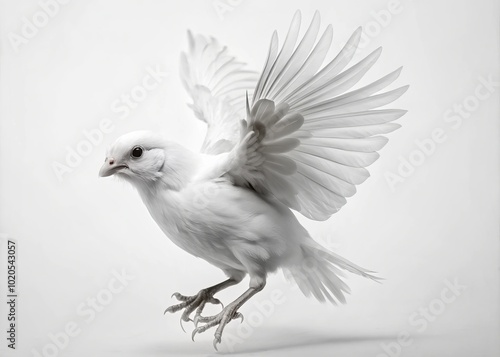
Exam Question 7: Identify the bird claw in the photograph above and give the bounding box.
[165,287,243,350]
[233,312,244,323]
[171,292,190,301]
[180,317,186,333]
[193,314,200,328]
[164,300,190,314]
[191,326,203,342]
[213,334,221,351]
[191,318,218,342]
[193,306,211,328]
[179,315,192,333]
[164,305,175,314]
[165,288,225,332]
[189,306,243,350]
[193,314,212,326]
[208,297,224,309]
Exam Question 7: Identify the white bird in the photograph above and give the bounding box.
[99,10,407,350]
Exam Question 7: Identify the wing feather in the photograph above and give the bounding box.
[257,11,302,101]
[266,11,322,98]
[180,31,258,154]
[222,11,407,220]
[302,109,407,129]
[288,151,369,185]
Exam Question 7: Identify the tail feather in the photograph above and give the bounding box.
[285,240,381,304]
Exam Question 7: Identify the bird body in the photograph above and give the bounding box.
[99,10,407,349]
[115,131,315,285]
[138,172,298,277]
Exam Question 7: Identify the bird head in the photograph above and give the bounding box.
[99,131,197,191]
[99,131,167,184]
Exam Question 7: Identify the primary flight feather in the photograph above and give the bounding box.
[100,10,407,350]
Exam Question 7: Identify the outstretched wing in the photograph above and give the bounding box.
[180,31,258,154]
[226,10,408,220]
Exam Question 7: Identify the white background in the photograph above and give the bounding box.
[0,0,498,356]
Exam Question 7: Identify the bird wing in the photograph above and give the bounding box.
[220,10,408,221]
[180,31,259,154]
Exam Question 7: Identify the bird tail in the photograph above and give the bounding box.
[284,240,381,304]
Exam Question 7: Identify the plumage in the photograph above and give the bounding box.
[100,10,407,350]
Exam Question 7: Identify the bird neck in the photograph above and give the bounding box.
[131,142,201,194]
[134,180,185,240]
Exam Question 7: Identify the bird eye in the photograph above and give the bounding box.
[131,146,143,158]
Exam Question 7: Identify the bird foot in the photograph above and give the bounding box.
[191,303,244,351]
[164,289,224,332]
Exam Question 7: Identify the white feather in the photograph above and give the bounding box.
[102,11,406,310]
[201,11,410,222]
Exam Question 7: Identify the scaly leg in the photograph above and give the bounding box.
[164,278,241,331]
[192,276,266,350]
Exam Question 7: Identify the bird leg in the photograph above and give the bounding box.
[192,279,266,351]
[164,278,239,331]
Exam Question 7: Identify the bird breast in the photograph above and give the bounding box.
[137,179,302,272]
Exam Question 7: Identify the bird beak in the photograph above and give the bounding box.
[99,157,128,177]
